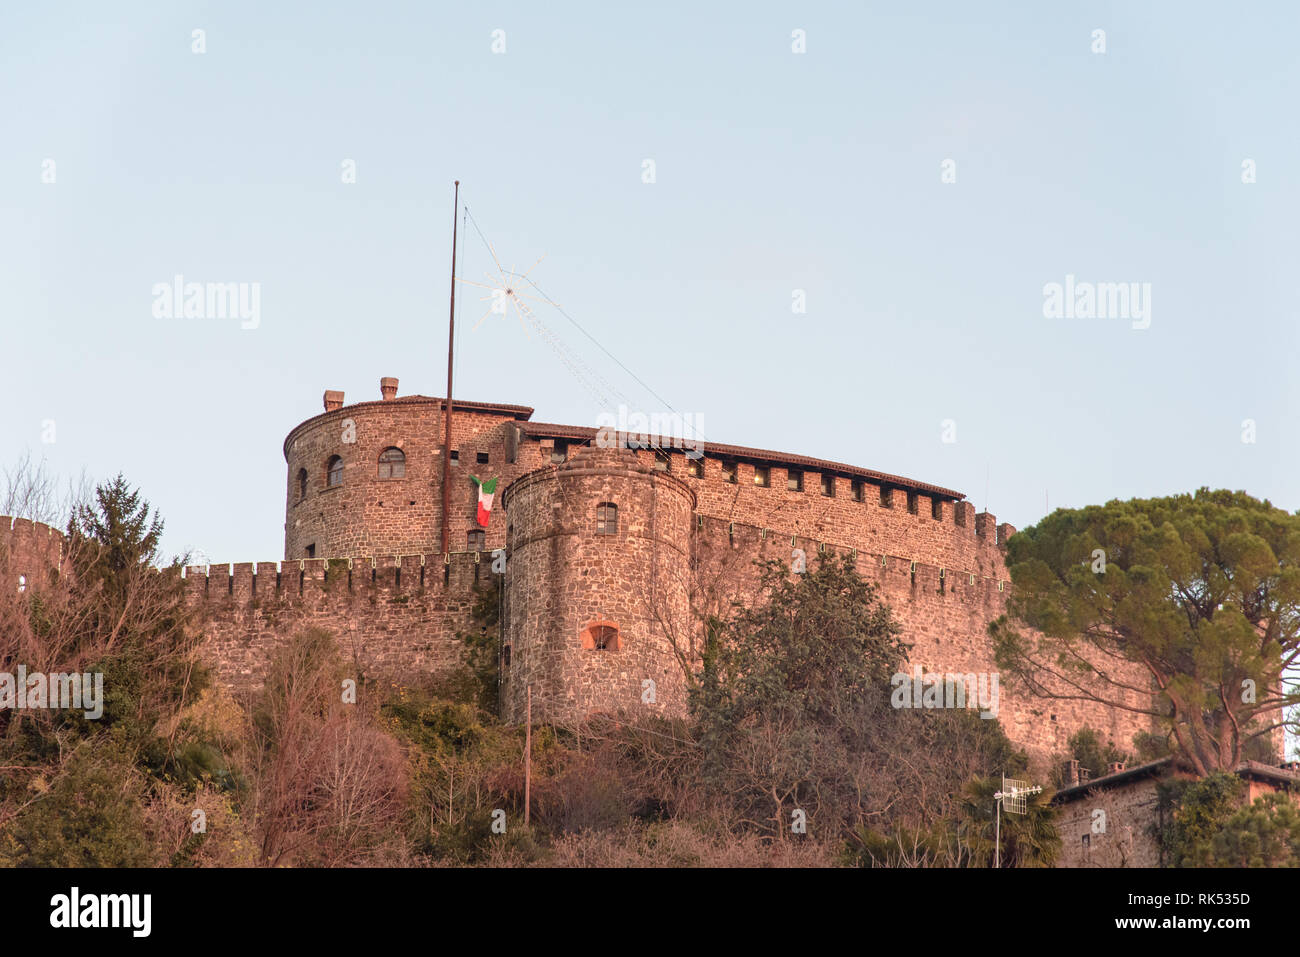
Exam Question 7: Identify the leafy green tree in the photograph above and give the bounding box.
[990,489,1300,775]
[694,554,907,735]
[1157,772,1244,866]
[692,554,910,838]
[63,474,205,760]
[1199,792,1300,867]
[5,744,151,867]
[68,473,165,599]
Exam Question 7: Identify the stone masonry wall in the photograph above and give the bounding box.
[500,445,694,724]
[183,552,494,692]
[689,514,1155,772]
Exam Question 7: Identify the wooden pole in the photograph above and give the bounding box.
[441,180,460,555]
[524,684,532,827]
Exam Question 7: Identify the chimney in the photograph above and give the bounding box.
[1063,759,1080,787]
[323,390,344,412]
[380,377,398,401]
[1107,761,1126,775]
[1079,767,1093,784]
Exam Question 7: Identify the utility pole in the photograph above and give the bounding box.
[441,180,460,555]
[524,684,532,826]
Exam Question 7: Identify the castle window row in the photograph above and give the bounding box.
[298,445,498,501]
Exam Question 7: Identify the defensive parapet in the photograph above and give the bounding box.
[183,549,499,691]
[0,516,67,590]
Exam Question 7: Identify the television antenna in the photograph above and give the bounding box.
[993,774,1042,868]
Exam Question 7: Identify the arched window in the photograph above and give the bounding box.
[595,502,617,536]
[580,620,620,651]
[378,447,406,479]
[297,468,308,501]
[327,455,344,487]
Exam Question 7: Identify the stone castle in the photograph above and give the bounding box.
[1,377,1155,766]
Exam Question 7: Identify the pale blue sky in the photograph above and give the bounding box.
[2,1,1296,562]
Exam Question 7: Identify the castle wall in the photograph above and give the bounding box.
[183,553,494,692]
[0,401,1161,765]
[688,514,1153,770]
[0,516,65,588]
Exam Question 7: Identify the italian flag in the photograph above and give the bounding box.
[471,476,498,527]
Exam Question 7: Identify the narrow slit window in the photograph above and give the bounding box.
[821,474,834,497]
[297,468,308,501]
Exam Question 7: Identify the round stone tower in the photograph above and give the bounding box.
[500,445,695,724]
[281,379,532,560]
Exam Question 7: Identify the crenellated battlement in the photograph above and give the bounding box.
[182,550,500,604]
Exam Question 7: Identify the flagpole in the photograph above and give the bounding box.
[441,180,459,556]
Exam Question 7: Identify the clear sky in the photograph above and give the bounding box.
[2,0,1296,562]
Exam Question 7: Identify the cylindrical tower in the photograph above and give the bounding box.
[280,379,532,560]
[500,445,695,724]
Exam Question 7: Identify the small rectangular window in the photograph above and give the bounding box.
[852,480,864,502]
[596,502,618,536]
[467,529,485,550]
[907,492,918,514]
[753,467,770,488]
[821,474,834,497]
[551,441,567,464]
[687,456,703,478]
[450,449,459,465]
[880,486,892,508]
[477,452,489,465]
[721,461,737,484]
[305,544,316,558]
[787,470,803,491]
[502,645,511,667]
[932,499,943,520]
